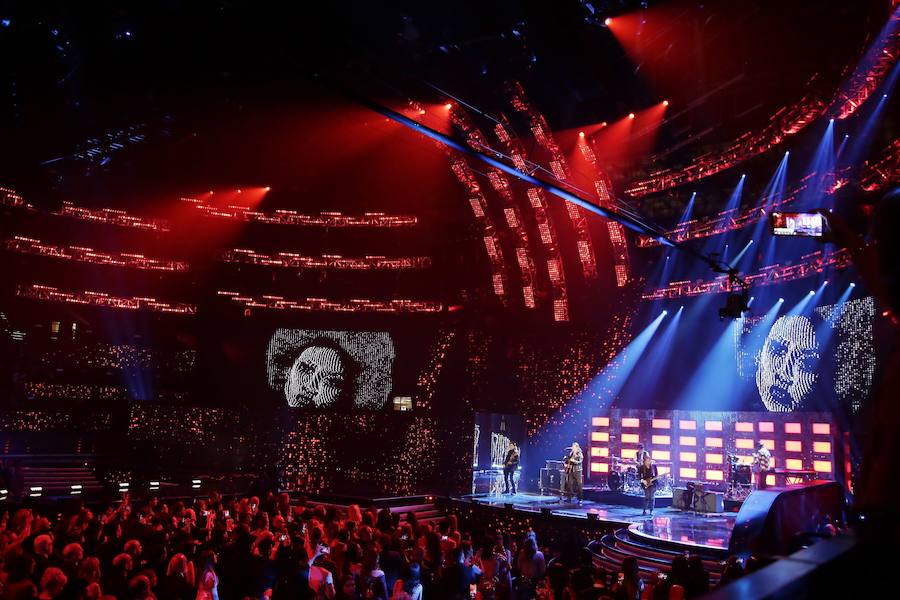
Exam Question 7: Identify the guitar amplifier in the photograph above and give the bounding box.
[540,468,565,493]
[545,460,566,471]
[672,487,725,513]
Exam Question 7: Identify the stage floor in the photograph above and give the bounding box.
[457,492,736,551]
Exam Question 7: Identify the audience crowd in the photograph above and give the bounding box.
[0,491,771,600]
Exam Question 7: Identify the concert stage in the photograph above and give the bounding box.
[454,491,734,549]
[454,480,842,581]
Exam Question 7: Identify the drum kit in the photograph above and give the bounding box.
[606,454,750,500]
[607,457,672,495]
[726,453,753,501]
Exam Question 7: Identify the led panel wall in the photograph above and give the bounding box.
[588,409,835,488]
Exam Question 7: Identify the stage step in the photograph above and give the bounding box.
[20,464,103,494]
[305,498,445,526]
[590,528,725,586]
[613,529,725,573]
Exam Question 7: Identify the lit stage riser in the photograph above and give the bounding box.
[588,409,836,488]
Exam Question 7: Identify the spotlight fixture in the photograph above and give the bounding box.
[445,103,452,110]
[662,100,669,107]
[578,131,585,137]
[604,17,612,26]
[719,292,750,320]
[716,272,749,320]
[628,112,635,119]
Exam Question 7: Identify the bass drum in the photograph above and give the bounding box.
[607,470,622,492]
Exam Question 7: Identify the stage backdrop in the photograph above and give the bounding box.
[588,409,838,488]
[472,412,526,494]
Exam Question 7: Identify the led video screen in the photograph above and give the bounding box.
[266,329,395,410]
[735,296,876,413]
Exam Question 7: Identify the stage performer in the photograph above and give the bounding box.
[634,443,651,466]
[638,454,659,516]
[753,440,772,490]
[563,442,583,503]
[503,443,519,495]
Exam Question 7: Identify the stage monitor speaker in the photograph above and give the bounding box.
[672,487,725,513]
[540,468,565,493]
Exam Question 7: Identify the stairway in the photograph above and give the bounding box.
[387,501,444,525]
[590,527,727,585]
[20,459,103,497]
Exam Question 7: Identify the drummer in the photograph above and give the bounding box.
[634,443,651,466]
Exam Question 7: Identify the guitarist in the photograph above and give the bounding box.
[563,442,584,503]
[503,443,520,495]
[638,454,659,516]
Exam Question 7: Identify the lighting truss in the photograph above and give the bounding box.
[641,248,851,300]
[217,291,442,313]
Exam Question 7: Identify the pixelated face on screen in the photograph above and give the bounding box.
[267,330,395,409]
[284,344,349,408]
[737,296,876,413]
[756,315,819,412]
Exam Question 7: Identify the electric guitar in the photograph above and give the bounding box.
[640,475,658,489]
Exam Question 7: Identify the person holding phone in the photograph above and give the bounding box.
[309,544,337,600]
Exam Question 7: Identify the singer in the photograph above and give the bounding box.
[563,442,584,503]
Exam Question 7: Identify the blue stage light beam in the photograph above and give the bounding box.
[658,193,699,288]
[528,311,668,462]
[798,120,835,209]
[679,192,697,225]
[679,296,786,411]
[845,61,900,167]
[728,240,754,270]
[676,319,743,410]
[747,153,790,270]
[619,306,684,406]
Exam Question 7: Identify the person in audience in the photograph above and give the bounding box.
[31,535,53,585]
[128,574,156,600]
[195,551,219,600]
[3,552,38,600]
[336,575,361,600]
[0,489,760,600]
[516,535,545,600]
[441,547,478,600]
[357,548,388,600]
[576,566,608,600]
[308,545,337,600]
[610,557,641,600]
[391,562,422,600]
[685,554,709,597]
[107,554,133,600]
[38,567,67,599]
[158,554,195,600]
[717,557,744,589]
